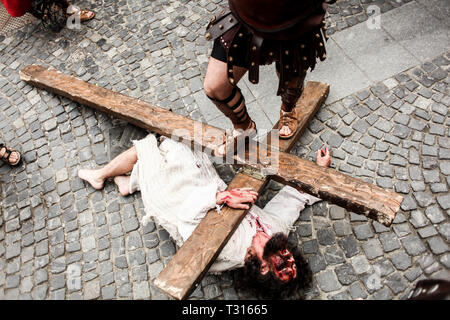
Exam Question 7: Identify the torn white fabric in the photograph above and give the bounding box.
[130,133,321,273]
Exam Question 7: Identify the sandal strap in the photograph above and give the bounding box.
[280,110,298,124]
[220,121,257,153]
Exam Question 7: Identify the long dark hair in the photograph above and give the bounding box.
[237,233,312,299]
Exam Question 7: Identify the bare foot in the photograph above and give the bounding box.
[114,175,131,196]
[78,169,105,190]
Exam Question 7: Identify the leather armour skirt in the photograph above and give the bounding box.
[207,10,329,96]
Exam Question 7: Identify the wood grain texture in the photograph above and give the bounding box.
[20,65,403,224]
[154,81,330,300]
[19,65,226,153]
[154,173,267,300]
[20,64,403,300]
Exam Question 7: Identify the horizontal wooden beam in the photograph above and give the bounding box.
[19,65,225,153]
[259,147,403,227]
[20,65,403,227]
[154,173,267,300]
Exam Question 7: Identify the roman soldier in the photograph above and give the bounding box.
[203,0,336,157]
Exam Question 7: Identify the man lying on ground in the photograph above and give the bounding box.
[78,134,331,298]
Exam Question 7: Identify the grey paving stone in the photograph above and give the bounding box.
[372,221,390,234]
[385,272,408,295]
[338,236,360,258]
[361,273,383,294]
[302,239,319,255]
[348,282,367,300]
[84,279,100,300]
[353,224,374,240]
[401,235,427,256]
[436,194,450,210]
[379,232,401,253]
[351,255,371,275]
[425,205,446,224]
[440,254,450,269]
[114,256,128,269]
[316,270,342,293]
[390,251,412,271]
[329,205,345,220]
[324,246,345,265]
[362,238,384,260]
[418,226,438,239]
[333,220,352,237]
[133,281,150,300]
[317,228,336,246]
[371,288,393,300]
[296,224,312,238]
[349,212,368,223]
[393,223,412,238]
[308,254,326,274]
[32,284,48,300]
[426,236,449,255]
[437,223,450,241]
[334,263,358,286]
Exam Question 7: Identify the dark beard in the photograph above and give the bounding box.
[263,232,288,260]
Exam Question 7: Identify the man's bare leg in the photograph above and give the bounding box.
[78,146,138,190]
[204,58,256,156]
[204,57,248,106]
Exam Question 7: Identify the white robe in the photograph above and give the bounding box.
[130,134,321,273]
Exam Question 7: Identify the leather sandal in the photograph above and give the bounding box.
[0,143,22,166]
[214,120,257,158]
[278,108,299,139]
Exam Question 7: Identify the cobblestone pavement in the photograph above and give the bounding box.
[0,0,448,300]
[324,0,413,35]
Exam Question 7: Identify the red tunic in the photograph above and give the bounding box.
[1,0,32,17]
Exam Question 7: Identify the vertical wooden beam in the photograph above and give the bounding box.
[19,65,404,299]
[154,81,330,300]
[154,173,267,300]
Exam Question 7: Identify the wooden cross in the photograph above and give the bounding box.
[20,65,404,300]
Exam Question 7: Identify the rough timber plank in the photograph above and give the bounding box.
[155,81,329,300]
[243,145,403,227]
[19,65,403,223]
[154,173,267,300]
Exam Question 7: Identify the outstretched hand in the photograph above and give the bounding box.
[216,187,258,210]
[316,147,331,167]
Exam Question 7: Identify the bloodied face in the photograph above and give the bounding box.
[267,249,297,282]
[263,233,297,282]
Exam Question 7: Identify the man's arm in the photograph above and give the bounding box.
[215,148,329,211]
